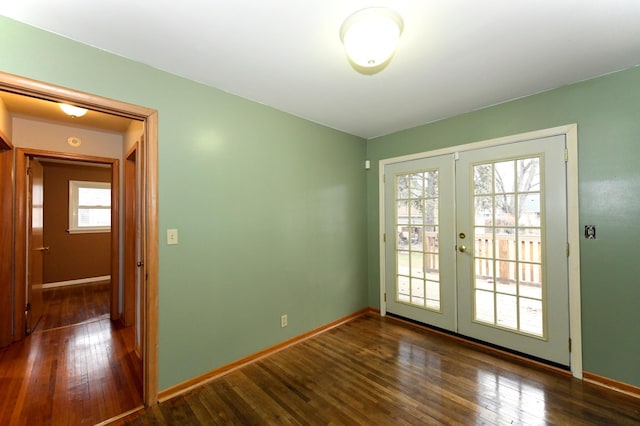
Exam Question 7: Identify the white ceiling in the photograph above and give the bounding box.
[2,1,640,139]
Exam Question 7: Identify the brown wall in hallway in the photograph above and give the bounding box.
[43,161,111,283]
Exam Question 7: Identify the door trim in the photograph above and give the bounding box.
[0,71,159,406]
[378,124,582,378]
[0,133,13,347]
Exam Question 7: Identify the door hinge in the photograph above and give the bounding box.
[568,338,572,352]
[383,233,386,243]
[564,148,569,162]
[383,174,386,184]
[26,167,32,175]
[566,243,570,257]
[25,302,31,312]
[384,293,387,302]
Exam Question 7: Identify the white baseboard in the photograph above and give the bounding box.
[42,275,111,289]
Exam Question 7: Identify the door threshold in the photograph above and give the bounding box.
[385,312,570,375]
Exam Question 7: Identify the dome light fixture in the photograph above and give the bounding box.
[340,7,404,75]
[59,103,88,118]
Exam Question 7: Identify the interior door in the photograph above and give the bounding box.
[124,146,137,328]
[384,135,570,366]
[384,154,456,331]
[26,157,45,334]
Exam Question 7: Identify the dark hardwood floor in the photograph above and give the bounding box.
[0,283,143,425]
[35,281,110,332]
[120,314,640,425]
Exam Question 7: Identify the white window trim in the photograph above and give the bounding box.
[68,180,111,234]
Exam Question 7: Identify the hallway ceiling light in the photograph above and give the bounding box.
[59,103,88,118]
[340,7,404,75]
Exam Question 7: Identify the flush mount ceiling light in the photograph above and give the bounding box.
[340,7,404,75]
[59,103,88,118]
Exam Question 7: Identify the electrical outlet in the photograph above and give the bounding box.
[280,314,288,328]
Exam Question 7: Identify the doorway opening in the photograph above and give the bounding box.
[0,71,159,412]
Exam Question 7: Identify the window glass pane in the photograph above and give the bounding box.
[409,173,424,199]
[423,227,438,254]
[475,290,494,323]
[397,251,410,276]
[520,298,543,336]
[475,258,493,291]
[424,171,438,197]
[424,254,439,282]
[409,201,423,225]
[78,187,111,207]
[495,261,517,295]
[474,227,493,258]
[517,158,540,193]
[495,230,516,260]
[519,265,542,299]
[425,280,440,310]
[423,199,438,225]
[496,294,518,329]
[78,208,111,227]
[411,278,425,305]
[397,275,410,302]
[518,193,540,227]
[396,175,409,199]
[495,195,516,226]
[518,229,541,262]
[474,164,492,194]
[494,161,515,193]
[474,196,493,226]
[411,252,424,278]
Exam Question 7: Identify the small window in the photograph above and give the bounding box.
[69,180,111,233]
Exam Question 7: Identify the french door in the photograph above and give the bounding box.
[384,135,570,366]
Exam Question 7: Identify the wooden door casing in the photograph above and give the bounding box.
[0,133,13,347]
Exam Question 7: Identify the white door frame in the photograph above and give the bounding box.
[378,124,582,378]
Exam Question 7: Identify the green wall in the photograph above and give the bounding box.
[366,66,640,387]
[0,17,368,389]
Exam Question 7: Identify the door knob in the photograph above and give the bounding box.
[137,261,144,267]
[458,245,467,253]
[35,246,50,252]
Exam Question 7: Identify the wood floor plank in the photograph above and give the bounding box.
[36,281,110,332]
[0,318,142,425]
[120,314,640,425]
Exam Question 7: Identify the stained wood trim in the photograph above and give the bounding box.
[1,70,159,407]
[111,160,120,321]
[143,111,159,406]
[0,71,153,120]
[0,128,12,149]
[583,371,640,399]
[158,308,370,403]
[0,147,13,346]
[13,151,28,341]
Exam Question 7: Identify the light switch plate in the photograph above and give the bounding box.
[167,228,179,245]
